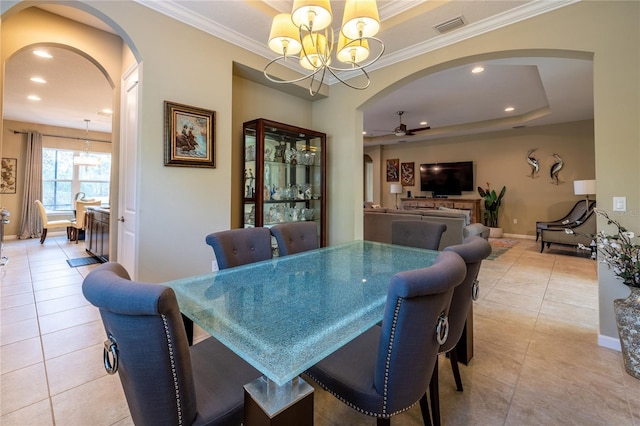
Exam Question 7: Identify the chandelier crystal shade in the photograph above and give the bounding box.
[264,0,384,96]
[73,119,100,167]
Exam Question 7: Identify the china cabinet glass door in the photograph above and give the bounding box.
[243,119,326,247]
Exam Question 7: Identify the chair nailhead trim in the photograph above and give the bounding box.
[162,315,183,426]
[305,297,417,420]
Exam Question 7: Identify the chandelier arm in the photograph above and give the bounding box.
[264,56,324,85]
[327,66,371,90]
[327,37,385,72]
[308,65,329,96]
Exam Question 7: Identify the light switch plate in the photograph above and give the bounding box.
[613,196,626,212]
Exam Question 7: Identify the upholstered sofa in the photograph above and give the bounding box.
[364,207,489,250]
[539,208,596,254]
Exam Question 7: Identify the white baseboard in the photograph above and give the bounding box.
[598,334,621,351]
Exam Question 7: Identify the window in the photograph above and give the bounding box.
[42,148,111,210]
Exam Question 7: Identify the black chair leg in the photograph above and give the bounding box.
[449,348,463,392]
[40,228,47,244]
[377,418,390,426]
[429,356,441,426]
[182,314,194,346]
[419,392,432,426]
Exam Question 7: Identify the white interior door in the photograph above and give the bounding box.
[117,64,140,279]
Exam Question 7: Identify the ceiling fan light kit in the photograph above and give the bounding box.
[264,0,385,96]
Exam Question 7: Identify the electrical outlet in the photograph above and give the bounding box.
[613,197,627,212]
[513,218,518,224]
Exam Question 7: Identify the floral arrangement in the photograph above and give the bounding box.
[569,209,640,287]
[477,183,506,228]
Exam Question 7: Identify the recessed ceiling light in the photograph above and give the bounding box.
[419,121,428,126]
[33,50,52,59]
[30,77,47,84]
[504,107,515,112]
[28,95,41,101]
[471,66,484,74]
[362,131,367,135]
[102,108,113,114]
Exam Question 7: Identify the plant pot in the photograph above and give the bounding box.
[489,227,503,238]
[614,287,640,379]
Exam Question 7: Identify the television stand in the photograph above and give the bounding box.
[433,195,448,199]
[400,197,481,224]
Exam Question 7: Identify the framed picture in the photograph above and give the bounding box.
[401,162,415,186]
[1,158,17,194]
[386,158,399,182]
[164,101,215,168]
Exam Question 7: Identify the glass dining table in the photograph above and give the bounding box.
[166,240,439,424]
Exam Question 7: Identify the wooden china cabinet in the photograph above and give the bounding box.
[242,119,326,247]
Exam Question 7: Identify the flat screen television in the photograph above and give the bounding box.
[419,161,474,196]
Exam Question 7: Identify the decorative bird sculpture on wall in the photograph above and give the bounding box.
[526,148,540,178]
[550,153,564,185]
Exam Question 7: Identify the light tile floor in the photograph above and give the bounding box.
[1,235,637,425]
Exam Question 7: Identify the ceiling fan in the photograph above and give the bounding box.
[392,111,430,136]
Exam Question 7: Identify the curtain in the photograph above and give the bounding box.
[19,132,43,239]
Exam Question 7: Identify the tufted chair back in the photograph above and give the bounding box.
[391,220,447,251]
[205,227,272,269]
[270,221,319,256]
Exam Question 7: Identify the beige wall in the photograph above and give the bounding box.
[366,120,595,236]
[231,76,313,229]
[2,1,639,341]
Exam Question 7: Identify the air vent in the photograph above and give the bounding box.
[434,16,466,34]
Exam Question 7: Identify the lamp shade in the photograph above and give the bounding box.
[299,33,330,70]
[268,14,302,56]
[390,184,403,194]
[291,0,333,31]
[341,0,380,39]
[337,33,370,63]
[573,179,596,195]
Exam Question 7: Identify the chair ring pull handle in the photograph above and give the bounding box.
[436,313,449,345]
[471,279,480,301]
[103,336,119,375]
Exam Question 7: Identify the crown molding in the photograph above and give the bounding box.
[136,0,579,86]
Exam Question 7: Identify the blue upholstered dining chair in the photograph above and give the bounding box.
[82,262,262,426]
[305,251,467,426]
[270,221,319,256]
[205,227,272,269]
[427,235,492,426]
[391,220,447,251]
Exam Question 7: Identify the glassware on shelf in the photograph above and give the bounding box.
[245,144,256,161]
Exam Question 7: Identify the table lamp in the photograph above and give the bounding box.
[390,184,403,209]
[573,179,596,210]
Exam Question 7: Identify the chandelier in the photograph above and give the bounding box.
[73,119,100,167]
[264,0,384,96]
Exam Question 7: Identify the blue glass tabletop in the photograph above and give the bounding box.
[166,240,439,386]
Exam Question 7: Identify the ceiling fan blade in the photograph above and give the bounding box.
[406,126,431,135]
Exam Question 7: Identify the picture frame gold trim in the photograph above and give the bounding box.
[164,101,215,168]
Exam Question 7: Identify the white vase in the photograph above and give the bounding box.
[489,227,503,238]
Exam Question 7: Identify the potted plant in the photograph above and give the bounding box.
[570,210,640,379]
[477,183,506,237]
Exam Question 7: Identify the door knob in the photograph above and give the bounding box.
[117,216,125,222]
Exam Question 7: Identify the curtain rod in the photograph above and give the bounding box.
[12,130,111,143]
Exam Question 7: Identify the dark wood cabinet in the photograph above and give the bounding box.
[242,119,326,247]
[86,207,109,261]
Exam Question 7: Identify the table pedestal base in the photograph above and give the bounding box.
[244,376,314,426]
